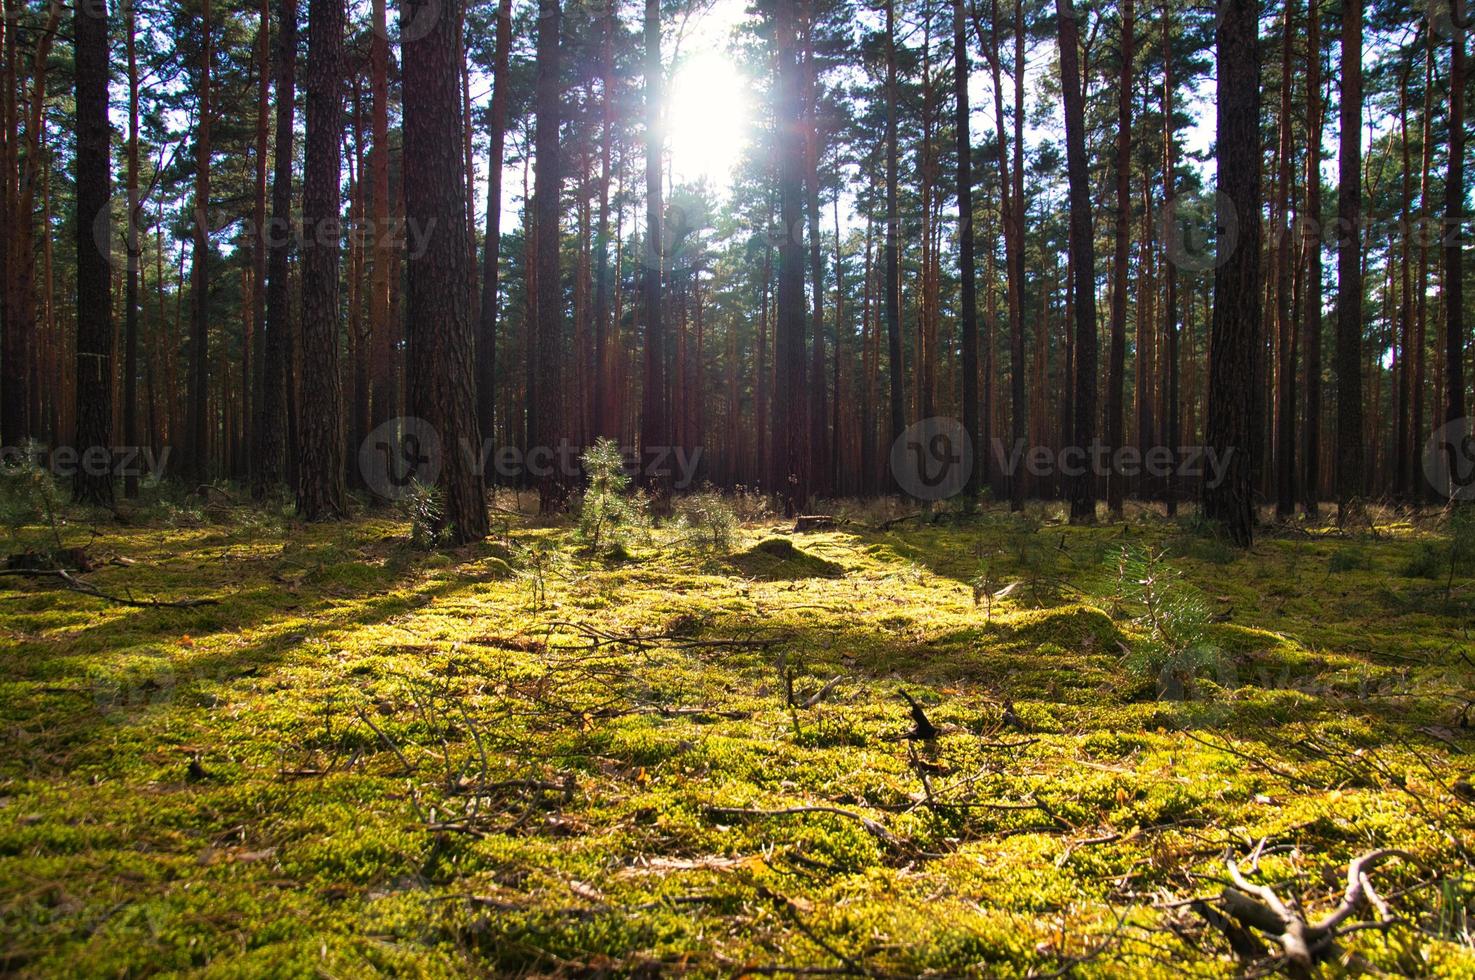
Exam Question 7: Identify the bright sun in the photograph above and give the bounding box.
[667,47,752,190]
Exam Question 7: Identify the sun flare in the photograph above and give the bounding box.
[667,47,753,189]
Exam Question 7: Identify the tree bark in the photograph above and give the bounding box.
[1057,0,1098,523]
[186,0,214,481]
[773,0,808,514]
[1302,0,1323,515]
[297,0,348,520]
[1202,0,1262,545]
[124,0,143,497]
[368,0,396,438]
[1106,0,1133,516]
[1442,0,1466,455]
[72,0,113,506]
[954,0,979,499]
[533,0,566,510]
[1335,0,1363,518]
[402,0,488,542]
[256,0,297,499]
[1274,0,1297,517]
[883,0,905,493]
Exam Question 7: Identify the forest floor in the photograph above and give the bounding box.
[2,487,1475,977]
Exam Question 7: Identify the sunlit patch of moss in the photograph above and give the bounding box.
[1,502,1473,974]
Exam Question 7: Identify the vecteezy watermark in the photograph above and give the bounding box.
[1422,417,1475,501]
[887,417,1235,500]
[891,418,973,501]
[0,444,169,481]
[360,418,444,501]
[91,195,437,272]
[358,418,704,501]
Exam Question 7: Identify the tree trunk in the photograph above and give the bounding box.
[186,0,213,481]
[533,0,566,510]
[1161,0,1179,515]
[256,0,297,498]
[640,0,667,497]
[402,0,488,542]
[1274,0,1297,517]
[773,0,807,514]
[591,0,615,439]
[1442,0,1466,454]
[954,0,979,500]
[124,0,143,498]
[1106,0,1133,516]
[297,0,347,520]
[369,0,395,438]
[1335,0,1363,518]
[1202,0,1262,545]
[883,0,905,492]
[72,0,113,506]
[1301,0,1323,516]
[1057,0,1097,523]
[804,7,827,501]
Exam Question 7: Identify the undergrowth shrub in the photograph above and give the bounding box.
[673,487,739,551]
[1112,545,1221,700]
[400,479,449,550]
[577,438,649,555]
[0,447,66,553]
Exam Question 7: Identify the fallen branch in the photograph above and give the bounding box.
[1199,848,1415,973]
[0,567,219,608]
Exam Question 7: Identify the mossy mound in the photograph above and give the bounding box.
[1001,603,1123,652]
[729,537,844,580]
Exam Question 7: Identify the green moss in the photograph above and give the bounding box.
[1,503,1472,975]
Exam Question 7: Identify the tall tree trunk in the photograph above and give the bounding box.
[1414,26,1433,502]
[1106,0,1133,516]
[1161,0,1179,515]
[1395,60,1414,500]
[124,0,143,497]
[256,0,297,498]
[247,0,270,492]
[832,195,846,492]
[804,7,827,501]
[1,2,58,449]
[0,0,16,449]
[369,0,395,437]
[974,0,1025,508]
[297,0,347,519]
[591,0,615,439]
[187,0,213,480]
[403,0,488,542]
[773,0,807,513]
[640,0,667,496]
[1203,0,1262,544]
[1274,0,1297,516]
[1301,0,1323,515]
[1057,0,1098,523]
[73,0,113,506]
[533,0,565,510]
[954,0,979,499]
[883,0,905,492]
[1442,0,1466,455]
[1335,0,1363,518]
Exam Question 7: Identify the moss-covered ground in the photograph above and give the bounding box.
[3,492,1474,977]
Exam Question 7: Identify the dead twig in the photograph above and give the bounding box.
[1199,848,1416,973]
[0,567,218,608]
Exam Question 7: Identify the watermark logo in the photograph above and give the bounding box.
[1423,417,1475,501]
[389,0,443,45]
[1156,189,1236,273]
[357,418,705,500]
[885,417,1235,501]
[360,417,443,501]
[891,417,973,501]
